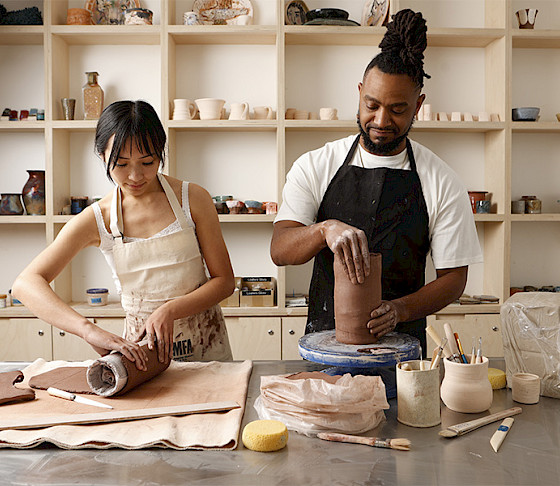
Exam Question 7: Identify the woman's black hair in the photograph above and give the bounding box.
[94,100,166,182]
[364,9,431,89]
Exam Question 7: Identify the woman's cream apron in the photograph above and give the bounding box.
[109,173,232,361]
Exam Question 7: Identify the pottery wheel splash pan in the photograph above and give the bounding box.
[298,330,420,399]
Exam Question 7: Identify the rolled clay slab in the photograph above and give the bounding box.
[334,252,382,345]
[29,342,170,397]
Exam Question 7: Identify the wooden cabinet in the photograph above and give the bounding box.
[281,317,306,360]
[0,318,53,361]
[3,0,560,353]
[225,317,282,360]
[426,314,504,358]
[52,317,125,361]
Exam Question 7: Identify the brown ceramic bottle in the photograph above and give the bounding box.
[82,71,104,120]
[334,252,382,344]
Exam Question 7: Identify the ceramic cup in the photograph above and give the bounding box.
[196,98,225,120]
[293,110,309,120]
[512,372,540,404]
[253,106,274,120]
[423,104,432,121]
[184,11,202,25]
[229,102,249,120]
[319,107,338,120]
[61,98,76,120]
[451,111,462,122]
[478,111,490,122]
[173,99,197,120]
[397,360,441,428]
[66,8,92,25]
[468,191,488,214]
[285,108,296,119]
[511,200,525,214]
[476,200,491,214]
[516,9,538,29]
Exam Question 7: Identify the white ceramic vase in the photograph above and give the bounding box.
[440,355,493,413]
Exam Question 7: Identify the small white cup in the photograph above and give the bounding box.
[285,108,296,119]
[196,98,226,120]
[423,104,432,121]
[319,107,338,120]
[512,372,540,404]
[253,105,273,120]
[463,112,473,122]
[229,102,249,120]
[293,109,309,120]
[173,99,197,120]
[184,11,202,25]
[478,111,490,122]
[451,111,462,122]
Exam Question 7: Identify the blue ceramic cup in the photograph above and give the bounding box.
[476,200,491,213]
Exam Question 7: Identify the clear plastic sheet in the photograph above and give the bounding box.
[253,372,389,437]
[501,292,560,399]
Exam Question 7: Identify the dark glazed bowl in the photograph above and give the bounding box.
[306,8,349,21]
[512,107,540,121]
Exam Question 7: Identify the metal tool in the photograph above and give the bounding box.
[47,387,113,409]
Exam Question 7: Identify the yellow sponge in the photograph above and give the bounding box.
[242,420,288,452]
[488,368,507,389]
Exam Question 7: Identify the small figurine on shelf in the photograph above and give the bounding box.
[83,71,104,120]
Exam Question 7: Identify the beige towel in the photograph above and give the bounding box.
[0,358,252,450]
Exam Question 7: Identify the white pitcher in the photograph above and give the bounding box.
[253,106,274,120]
[229,102,249,120]
[173,99,197,120]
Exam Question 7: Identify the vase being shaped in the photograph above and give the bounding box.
[334,252,382,344]
[22,170,45,215]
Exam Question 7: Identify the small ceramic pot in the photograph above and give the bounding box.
[66,8,93,25]
[467,191,488,214]
[71,196,89,214]
[124,8,153,25]
[511,200,525,214]
[512,373,540,404]
[476,200,491,214]
[22,170,45,215]
[440,355,493,413]
[87,288,108,306]
[516,9,538,29]
[0,193,24,215]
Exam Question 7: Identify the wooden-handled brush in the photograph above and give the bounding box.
[317,432,411,451]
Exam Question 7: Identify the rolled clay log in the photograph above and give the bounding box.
[334,252,382,345]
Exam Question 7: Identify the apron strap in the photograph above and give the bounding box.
[109,173,191,240]
[157,173,190,231]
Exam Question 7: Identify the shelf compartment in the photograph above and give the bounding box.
[512,121,560,133]
[168,120,277,131]
[219,214,275,223]
[0,26,43,45]
[284,26,504,47]
[50,25,161,45]
[284,120,505,133]
[474,214,505,222]
[51,120,97,131]
[0,122,45,132]
[512,30,560,49]
[511,214,560,222]
[168,25,276,45]
[0,216,46,224]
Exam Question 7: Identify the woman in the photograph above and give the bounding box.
[13,100,234,370]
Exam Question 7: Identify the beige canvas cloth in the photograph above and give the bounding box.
[0,358,252,450]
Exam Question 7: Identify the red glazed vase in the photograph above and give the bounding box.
[22,170,45,215]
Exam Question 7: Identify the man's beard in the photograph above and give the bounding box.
[357,115,414,155]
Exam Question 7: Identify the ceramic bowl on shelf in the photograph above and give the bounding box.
[306,8,349,21]
[512,107,540,121]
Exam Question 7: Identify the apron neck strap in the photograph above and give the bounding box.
[109,173,190,239]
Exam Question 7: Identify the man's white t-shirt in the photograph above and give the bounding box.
[275,135,483,269]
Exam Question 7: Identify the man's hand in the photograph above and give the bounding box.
[322,220,370,284]
[367,301,406,338]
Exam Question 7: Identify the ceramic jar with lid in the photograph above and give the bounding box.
[440,355,493,413]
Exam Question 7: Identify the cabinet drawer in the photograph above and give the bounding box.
[0,318,53,361]
[225,317,281,360]
[427,314,503,358]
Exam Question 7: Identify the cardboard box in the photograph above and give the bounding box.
[240,277,276,307]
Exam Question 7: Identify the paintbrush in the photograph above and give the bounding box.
[317,432,410,451]
[439,407,522,438]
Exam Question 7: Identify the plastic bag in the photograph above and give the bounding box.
[253,371,389,437]
[501,292,560,399]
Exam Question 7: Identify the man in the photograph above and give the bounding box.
[270,9,482,353]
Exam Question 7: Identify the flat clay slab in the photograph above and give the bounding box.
[0,371,36,405]
[29,367,91,394]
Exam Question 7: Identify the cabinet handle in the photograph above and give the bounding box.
[289,329,295,335]
[38,330,44,336]
[492,326,499,332]
[59,331,66,337]
[268,329,274,335]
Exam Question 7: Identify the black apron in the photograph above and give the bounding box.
[307,135,430,354]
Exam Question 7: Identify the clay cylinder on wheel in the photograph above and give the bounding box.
[334,252,382,344]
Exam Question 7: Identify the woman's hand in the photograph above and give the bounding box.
[81,322,148,371]
[366,301,406,339]
[144,303,175,364]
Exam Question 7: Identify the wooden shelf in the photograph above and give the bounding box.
[512,121,560,133]
[511,213,560,222]
[50,25,161,45]
[168,25,276,45]
[0,26,43,45]
[51,120,97,131]
[0,122,45,132]
[219,214,276,223]
[0,216,46,224]
[512,30,560,48]
[168,120,277,131]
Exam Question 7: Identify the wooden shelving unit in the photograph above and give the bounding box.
[2,0,559,360]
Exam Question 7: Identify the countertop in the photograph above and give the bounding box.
[0,360,559,486]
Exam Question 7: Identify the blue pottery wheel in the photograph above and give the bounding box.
[298,330,420,399]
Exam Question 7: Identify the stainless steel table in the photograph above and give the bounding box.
[1,360,559,486]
